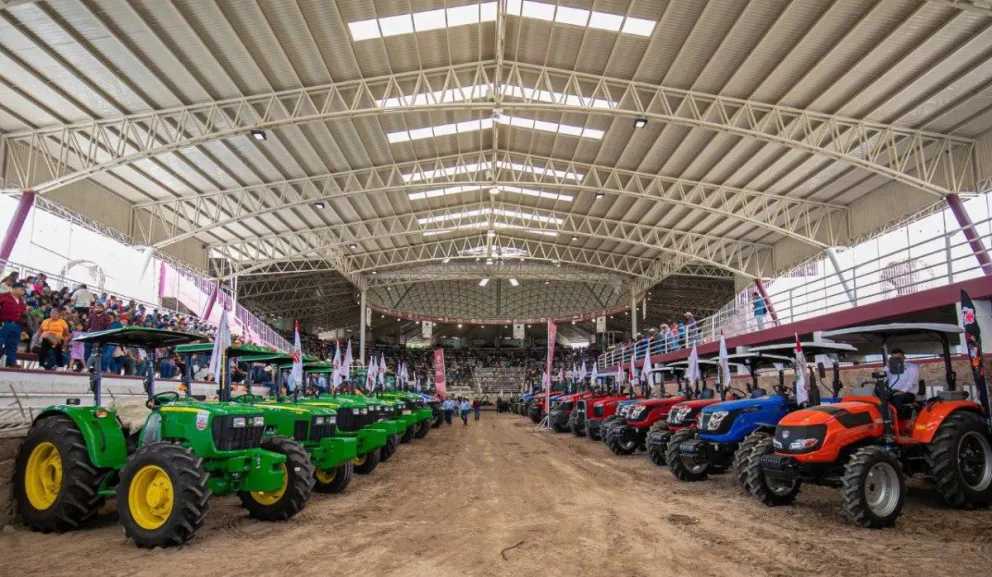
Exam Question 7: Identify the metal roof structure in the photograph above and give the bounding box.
[2,0,992,332]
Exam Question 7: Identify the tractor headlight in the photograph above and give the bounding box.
[328,416,336,425]
[789,438,819,451]
[630,406,647,420]
[252,416,264,427]
[232,417,247,428]
[706,411,729,431]
[361,408,368,415]
[315,417,325,425]
[672,407,692,424]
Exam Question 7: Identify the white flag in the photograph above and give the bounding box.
[343,340,353,384]
[685,343,700,384]
[367,356,378,392]
[718,333,732,390]
[794,335,809,405]
[290,321,303,392]
[591,361,599,384]
[629,347,638,386]
[208,309,232,385]
[378,352,386,387]
[331,342,343,387]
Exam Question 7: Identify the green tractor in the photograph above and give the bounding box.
[174,344,359,494]
[379,391,434,443]
[14,328,313,548]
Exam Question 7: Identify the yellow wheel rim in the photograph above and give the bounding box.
[128,465,174,530]
[315,468,337,484]
[24,442,62,511]
[352,454,367,466]
[250,464,288,505]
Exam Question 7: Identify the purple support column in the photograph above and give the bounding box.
[946,193,992,276]
[755,278,779,324]
[202,281,219,320]
[0,190,35,263]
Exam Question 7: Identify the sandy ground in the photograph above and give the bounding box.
[2,413,991,577]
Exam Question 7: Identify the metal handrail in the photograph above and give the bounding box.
[598,213,992,368]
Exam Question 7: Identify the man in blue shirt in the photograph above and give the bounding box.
[316,373,328,394]
[442,398,455,425]
[459,398,471,425]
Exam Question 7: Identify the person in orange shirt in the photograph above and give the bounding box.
[39,308,69,371]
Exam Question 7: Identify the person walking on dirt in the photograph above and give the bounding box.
[472,397,482,421]
[459,398,471,425]
[442,397,455,425]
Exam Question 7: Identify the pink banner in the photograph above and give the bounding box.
[434,348,446,398]
[546,321,557,411]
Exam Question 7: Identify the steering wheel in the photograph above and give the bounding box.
[727,387,749,400]
[148,391,179,408]
[234,393,266,404]
[773,384,790,396]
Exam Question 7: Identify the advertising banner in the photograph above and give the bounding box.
[434,348,446,398]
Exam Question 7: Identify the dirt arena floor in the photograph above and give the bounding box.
[2,412,991,577]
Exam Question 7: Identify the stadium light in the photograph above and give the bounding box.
[509,278,519,287]
[479,278,490,287]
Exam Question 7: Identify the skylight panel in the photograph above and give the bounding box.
[408,127,434,140]
[533,120,559,133]
[555,6,590,27]
[348,19,381,41]
[433,123,457,137]
[379,14,414,37]
[456,119,482,133]
[413,8,447,32]
[506,0,523,16]
[447,4,481,26]
[621,16,656,37]
[588,12,624,32]
[522,1,555,21]
[582,128,605,139]
[555,124,583,137]
[387,131,411,144]
[408,184,572,202]
[402,160,583,183]
[480,2,498,22]
[409,185,486,200]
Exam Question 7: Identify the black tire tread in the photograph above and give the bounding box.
[400,425,416,444]
[380,434,400,462]
[924,410,991,508]
[15,415,107,533]
[237,435,314,521]
[118,442,211,548]
[353,446,380,475]
[414,420,430,439]
[314,461,353,494]
[604,429,636,456]
[840,446,905,529]
[646,421,671,467]
[732,432,770,491]
[745,438,801,506]
[666,429,708,482]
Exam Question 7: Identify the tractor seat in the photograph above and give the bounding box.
[699,389,715,399]
[851,387,876,397]
[750,388,767,399]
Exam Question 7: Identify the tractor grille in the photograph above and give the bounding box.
[293,420,309,442]
[336,407,371,431]
[212,414,264,451]
[592,405,604,417]
[309,416,335,441]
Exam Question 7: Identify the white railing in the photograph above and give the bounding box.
[598,214,992,368]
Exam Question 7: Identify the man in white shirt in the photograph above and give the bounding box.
[73,284,95,314]
[884,349,921,418]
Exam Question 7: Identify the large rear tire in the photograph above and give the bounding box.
[926,411,992,508]
[841,446,905,529]
[569,418,585,437]
[380,434,400,462]
[731,431,770,491]
[414,420,430,439]
[400,425,416,444]
[646,422,671,467]
[117,442,211,548]
[604,429,637,456]
[585,421,601,441]
[314,462,353,494]
[238,435,314,521]
[666,430,708,482]
[15,415,106,534]
[745,438,801,506]
[353,448,381,475]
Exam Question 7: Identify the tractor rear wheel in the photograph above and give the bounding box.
[414,420,430,439]
[314,462,353,494]
[15,415,107,534]
[666,430,708,482]
[926,411,992,508]
[746,438,801,506]
[841,446,905,528]
[117,442,210,548]
[238,435,314,521]
[732,432,770,491]
[431,411,443,428]
[569,418,585,437]
[585,421,601,441]
[400,425,416,444]
[605,429,637,456]
[352,448,380,475]
[380,434,400,462]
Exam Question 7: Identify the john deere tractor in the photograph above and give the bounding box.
[14,328,313,548]
[379,390,434,442]
[174,345,359,494]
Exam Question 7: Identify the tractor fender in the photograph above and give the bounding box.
[911,402,986,444]
[751,422,778,434]
[34,406,128,469]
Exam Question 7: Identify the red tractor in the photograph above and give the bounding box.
[548,391,597,432]
[585,393,642,441]
[746,319,992,528]
[604,394,687,456]
[645,360,729,466]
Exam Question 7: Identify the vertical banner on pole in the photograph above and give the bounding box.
[596,316,606,333]
[642,297,647,320]
[434,348,447,398]
[513,323,525,340]
[366,307,372,325]
[422,321,433,338]
[545,321,557,425]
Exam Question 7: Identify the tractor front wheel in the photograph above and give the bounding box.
[926,411,992,508]
[314,462,353,494]
[646,423,671,467]
[353,448,380,474]
[569,418,585,437]
[414,420,430,439]
[585,421,601,441]
[746,438,801,506]
[117,442,210,548]
[400,425,416,444]
[15,415,107,534]
[666,430,708,482]
[731,432,770,491]
[605,430,637,456]
[841,446,905,528]
[238,435,314,521]
[380,434,400,462]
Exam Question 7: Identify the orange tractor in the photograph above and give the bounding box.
[746,317,992,528]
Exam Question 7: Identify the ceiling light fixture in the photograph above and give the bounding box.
[479,278,490,287]
[633,117,648,129]
[595,193,604,199]
[250,128,267,141]
[313,201,326,209]
[349,243,357,249]
[442,257,451,264]
[509,278,519,287]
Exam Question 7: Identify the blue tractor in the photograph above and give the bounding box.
[667,342,857,485]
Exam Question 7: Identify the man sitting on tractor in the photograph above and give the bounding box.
[885,348,920,418]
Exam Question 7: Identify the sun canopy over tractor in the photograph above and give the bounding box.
[820,323,964,358]
[73,327,206,348]
[173,342,281,357]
